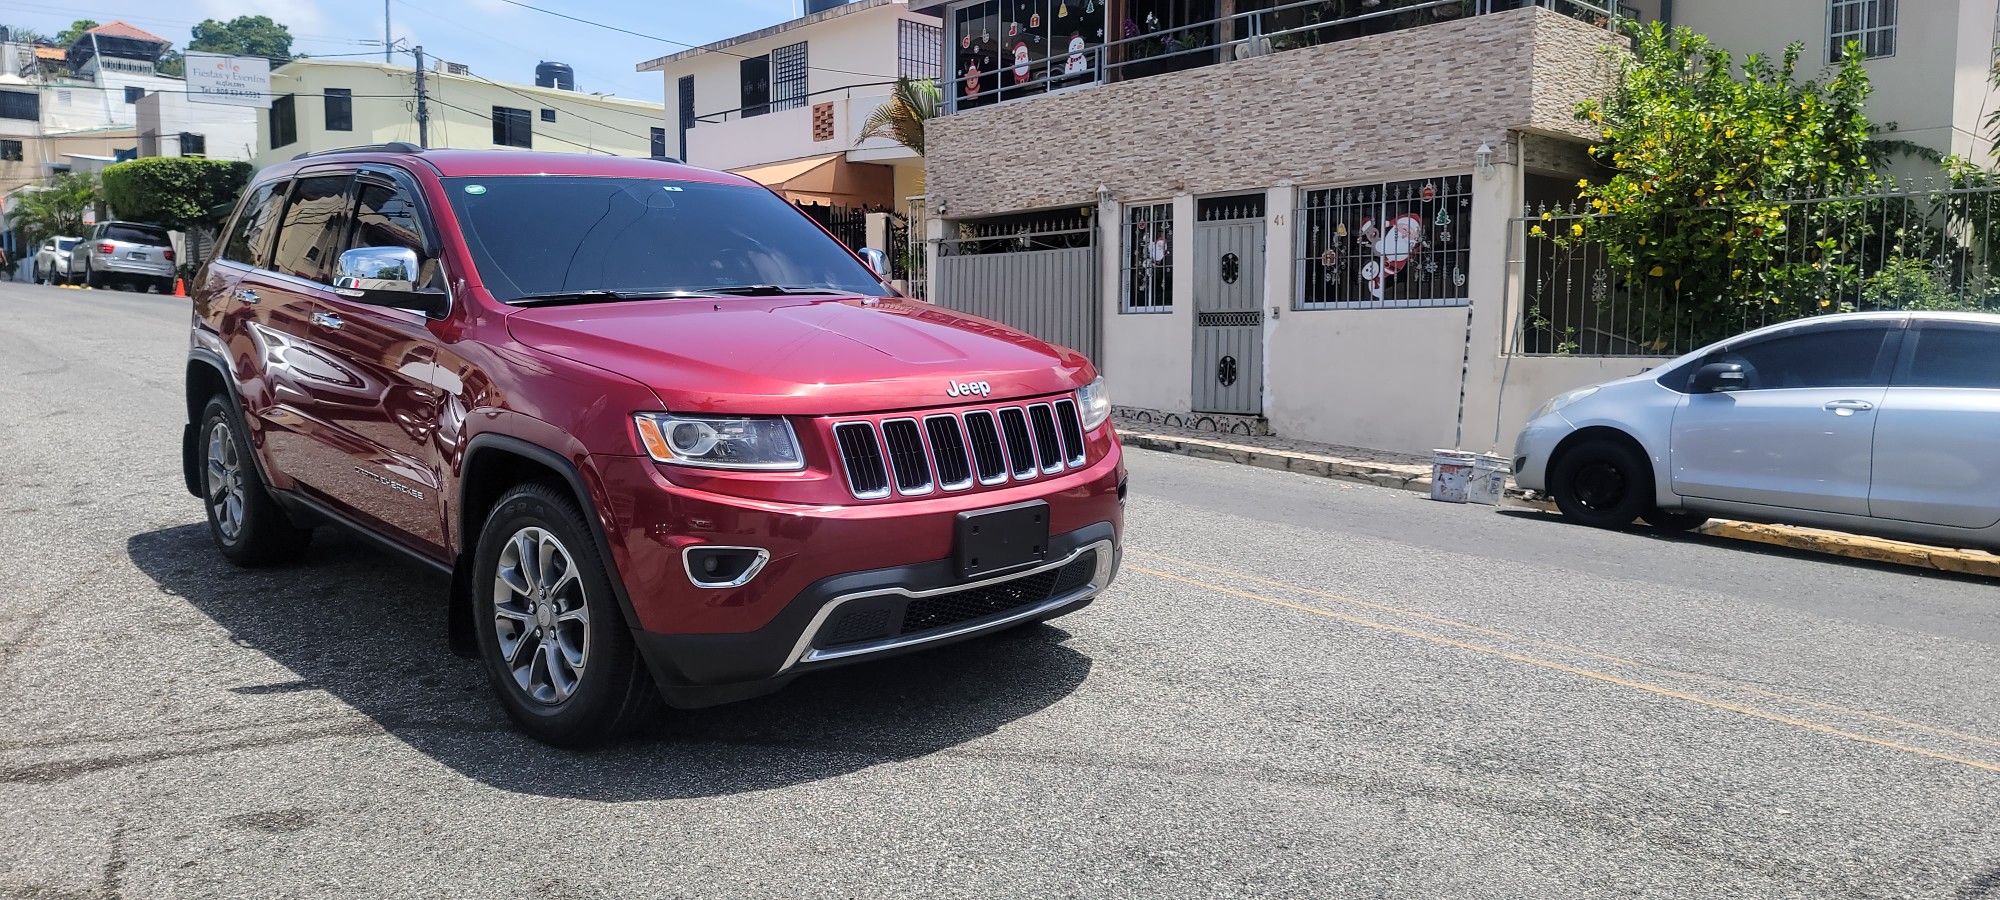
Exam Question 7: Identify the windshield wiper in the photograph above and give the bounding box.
[700,285,849,296]
[509,289,721,307]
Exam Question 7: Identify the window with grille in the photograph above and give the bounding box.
[771,42,808,113]
[492,105,532,148]
[899,19,942,80]
[1829,0,1896,59]
[650,127,666,158]
[1122,202,1173,313]
[1295,174,1472,310]
[0,90,37,121]
[124,85,144,104]
[178,132,205,157]
[269,94,297,149]
[324,88,352,131]
[0,139,21,162]
[540,108,556,123]
[676,75,694,158]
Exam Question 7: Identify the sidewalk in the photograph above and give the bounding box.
[1117,418,2000,579]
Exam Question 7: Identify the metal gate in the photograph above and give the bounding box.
[934,213,1099,363]
[1192,197,1265,414]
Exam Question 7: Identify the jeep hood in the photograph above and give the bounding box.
[505,295,1093,416]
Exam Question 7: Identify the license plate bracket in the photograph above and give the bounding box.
[955,500,1049,579]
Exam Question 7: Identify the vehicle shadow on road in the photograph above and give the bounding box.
[126,523,1093,802]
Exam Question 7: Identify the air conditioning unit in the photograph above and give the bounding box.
[435,60,469,76]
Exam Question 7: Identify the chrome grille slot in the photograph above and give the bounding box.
[962,411,1008,484]
[1054,399,1087,466]
[924,415,974,490]
[997,407,1037,478]
[1028,404,1064,473]
[879,419,934,495]
[834,423,890,499]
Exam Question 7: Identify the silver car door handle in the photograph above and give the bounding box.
[310,311,345,330]
[1824,399,1874,412]
[233,288,259,304]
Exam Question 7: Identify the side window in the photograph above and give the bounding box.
[1899,325,2000,389]
[269,174,354,283]
[348,179,441,289]
[1712,326,1892,390]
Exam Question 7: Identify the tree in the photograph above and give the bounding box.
[1561,22,1879,347]
[855,78,940,156]
[54,19,98,46]
[13,173,99,249]
[100,158,252,273]
[2,25,44,44]
[189,16,294,63]
[156,49,183,77]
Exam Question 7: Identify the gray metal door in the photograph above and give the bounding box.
[934,219,1100,363]
[1192,218,1265,414]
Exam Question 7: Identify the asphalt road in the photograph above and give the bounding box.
[3,281,1999,899]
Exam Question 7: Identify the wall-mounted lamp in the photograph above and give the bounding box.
[1474,143,1495,180]
[1097,185,1114,205]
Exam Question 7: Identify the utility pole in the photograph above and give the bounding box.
[383,0,392,64]
[413,45,430,148]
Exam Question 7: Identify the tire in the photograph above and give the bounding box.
[472,482,659,748]
[1642,509,1709,533]
[157,277,177,295]
[82,260,101,289]
[197,396,313,566]
[1549,437,1651,530]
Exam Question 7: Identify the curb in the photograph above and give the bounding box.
[1123,429,2000,579]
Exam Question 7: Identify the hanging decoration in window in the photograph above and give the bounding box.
[1296,174,1474,309]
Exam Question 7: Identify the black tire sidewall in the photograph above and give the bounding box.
[471,486,637,745]
[198,399,258,556]
[1552,439,1650,529]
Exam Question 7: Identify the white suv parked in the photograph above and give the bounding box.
[68,221,176,292]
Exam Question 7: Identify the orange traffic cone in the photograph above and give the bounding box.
[173,278,187,297]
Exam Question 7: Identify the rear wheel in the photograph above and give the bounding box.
[473,483,658,748]
[198,396,313,566]
[1549,438,1650,529]
[82,260,101,289]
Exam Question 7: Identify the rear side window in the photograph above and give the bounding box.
[223,182,285,266]
[270,174,354,283]
[1899,325,2000,389]
[1711,325,1893,390]
[103,224,169,245]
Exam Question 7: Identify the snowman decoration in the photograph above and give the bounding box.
[1063,33,1089,77]
[1358,214,1425,300]
[1012,42,1031,85]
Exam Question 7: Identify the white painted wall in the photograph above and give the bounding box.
[134,91,258,161]
[1098,192,1195,412]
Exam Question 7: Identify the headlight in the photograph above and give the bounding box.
[1075,376,1111,430]
[633,413,804,470]
[1531,385,1600,421]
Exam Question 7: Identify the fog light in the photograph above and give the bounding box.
[682,546,770,588]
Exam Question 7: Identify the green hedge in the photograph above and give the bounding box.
[100,157,253,233]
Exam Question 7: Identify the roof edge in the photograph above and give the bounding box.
[637,0,904,72]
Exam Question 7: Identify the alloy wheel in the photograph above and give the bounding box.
[491,527,590,705]
[204,420,246,542]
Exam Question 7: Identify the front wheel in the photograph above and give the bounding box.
[473,483,658,748]
[198,396,313,566]
[1549,438,1651,529]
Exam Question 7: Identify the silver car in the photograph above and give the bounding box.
[1515,311,2000,550]
[32,236,79,285]
[68,221,176,292]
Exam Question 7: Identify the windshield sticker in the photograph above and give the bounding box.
[463,184,487,195]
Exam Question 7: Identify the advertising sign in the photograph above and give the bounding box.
[186,52,271,108]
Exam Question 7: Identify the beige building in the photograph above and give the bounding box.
[913,0,1999,455]
[251,59,666,170]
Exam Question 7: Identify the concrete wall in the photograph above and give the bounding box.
[250,61,664,170]
[135,91,258,161]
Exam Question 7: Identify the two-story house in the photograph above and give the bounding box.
[636,0,943,213]
[912,0,1999,456]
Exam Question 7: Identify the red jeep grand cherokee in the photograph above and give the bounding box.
[182,146,1124,746]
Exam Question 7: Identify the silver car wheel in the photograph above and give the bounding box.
[492,526,590,705]
[204,420,246,542]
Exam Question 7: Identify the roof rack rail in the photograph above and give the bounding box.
[290,142,424,161]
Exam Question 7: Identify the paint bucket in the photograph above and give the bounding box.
[1430,450,1477,503]
[1468,454,1510,506]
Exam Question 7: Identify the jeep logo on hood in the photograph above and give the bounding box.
[946,380,992,398]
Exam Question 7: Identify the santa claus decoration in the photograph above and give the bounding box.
[1012,42,1031,84]
[964,60,982,99]
[1358,214,1425,300]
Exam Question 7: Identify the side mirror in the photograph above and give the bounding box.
[334,246,448,317]
[856,247,891,278]
[1690,362,1748,393]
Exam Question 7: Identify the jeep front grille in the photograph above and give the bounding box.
[830,398,1090,501]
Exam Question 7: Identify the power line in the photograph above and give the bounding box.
[487,0,900,81]
[422,94,618,156]
[457,66,657,149]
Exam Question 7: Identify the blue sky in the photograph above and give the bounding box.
[0,0,809,103]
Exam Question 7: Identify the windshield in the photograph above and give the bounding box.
[442,176,888,304]
[55,238,76,251]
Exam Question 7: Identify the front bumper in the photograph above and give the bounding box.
[1511,415,1573,493]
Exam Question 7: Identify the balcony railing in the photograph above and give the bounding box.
[944,0,1629,115]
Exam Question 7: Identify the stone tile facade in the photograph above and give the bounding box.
[926,7,1623,219]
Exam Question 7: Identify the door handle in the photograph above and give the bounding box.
[310,311,345,331]
[1824,399,1874,413]
[233,288,259,304]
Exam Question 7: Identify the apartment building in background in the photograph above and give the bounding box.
[250,59,665,169]
[907,0,1999,456]
[636,0,943,210]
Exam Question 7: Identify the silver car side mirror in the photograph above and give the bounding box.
[856,247,891,278]
[333,246,448,317]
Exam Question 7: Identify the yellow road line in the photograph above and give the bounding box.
[1131,548,2000,753]
[1128,563,2000,775]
